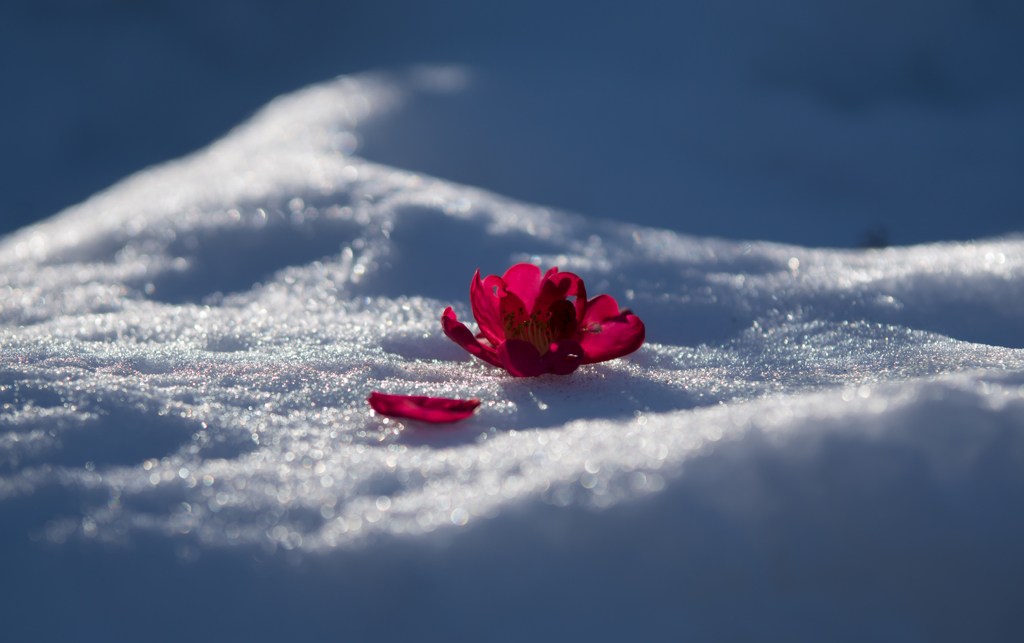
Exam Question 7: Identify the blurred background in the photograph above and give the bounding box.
[2,0,1022,247]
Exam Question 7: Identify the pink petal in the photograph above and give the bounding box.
[498,290,530,333]
[578,294,621,327]
[441,307,503,368]
[544,300,577,340]
[532,273,574,316]
[546,340,586,374]
[496,338,585,377]
[578,313,645,364]
[545,270,586,325]
[368,392,481,423]
[574,294,646,364]
[470,269,505,347]
[501,263,544,314]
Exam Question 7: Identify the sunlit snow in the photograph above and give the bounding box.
[2,72,1024,637]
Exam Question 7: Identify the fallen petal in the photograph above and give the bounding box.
[368,392,481,423]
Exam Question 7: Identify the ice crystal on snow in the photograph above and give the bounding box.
[2,73,1024,563]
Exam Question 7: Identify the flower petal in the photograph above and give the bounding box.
[496,338,585,377]
[578,293,621,327]
[501,263,544,314]
[532,272,573,316]
[546,270,586,325]
[498,289,530,334]
[470,269,505,347]
[441,307,503,368]
[546,339,586,375]
[574,294,646,363]
[545,300,577,340]
[368,392,480,424]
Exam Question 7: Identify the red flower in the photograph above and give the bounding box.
[441,263,645,377]
[367,392,481,423]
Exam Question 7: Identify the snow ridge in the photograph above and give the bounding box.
[1,73,1023,575]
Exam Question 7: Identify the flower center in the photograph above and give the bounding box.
[504,310,555,355]
[502,300,576,355]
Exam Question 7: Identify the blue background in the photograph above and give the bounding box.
[2,0,1023,245]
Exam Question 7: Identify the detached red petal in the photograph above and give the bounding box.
[368,392,481,423]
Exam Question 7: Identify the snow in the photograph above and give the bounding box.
[2,71,1024,640]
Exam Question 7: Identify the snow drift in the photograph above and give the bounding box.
[2,72,1023,641]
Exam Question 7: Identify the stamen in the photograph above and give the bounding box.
[503,307,555,355]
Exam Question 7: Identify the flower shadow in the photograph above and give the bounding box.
[392,363,716,448]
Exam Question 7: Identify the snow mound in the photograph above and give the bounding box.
[2,72,1024,639]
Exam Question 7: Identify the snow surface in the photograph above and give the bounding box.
[2,72,1024,640]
